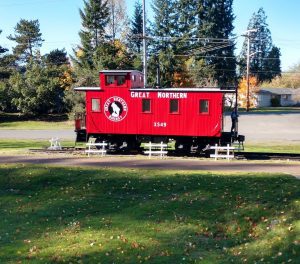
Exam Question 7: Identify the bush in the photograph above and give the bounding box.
[270,97,281,107]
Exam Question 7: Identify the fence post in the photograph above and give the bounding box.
[148,141,152,159]
[214,144,218,161]
[227,144,230,160]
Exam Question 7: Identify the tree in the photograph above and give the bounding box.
[9,57,69,115]
[238,76,259,108]
[264,45,281,81]
[0,29,17,112]
[8,19,44,62]
[186,57,217,87]
[44,48,69,66]
[106,0,128,41]
[127,0,143,71]
[150,0,179,86]
[261,62,300,89]
[0,29,13,80]
[149,0,236,87]
[74,0,110,69]
[128,1,143,54]
[73,0,133,88]
[194,0,236,86]
[0,30,8,55]
[239,8,281,83]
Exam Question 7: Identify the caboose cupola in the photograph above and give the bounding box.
[100,70,144,90]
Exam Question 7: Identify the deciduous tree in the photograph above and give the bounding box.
[106,0,128,42]
[238,76,259,108]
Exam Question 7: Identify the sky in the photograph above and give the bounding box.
[1,0,300,71]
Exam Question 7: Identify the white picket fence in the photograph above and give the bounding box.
[210,144,235,160]
[48,137,62,150]
[144,142,168,159]
[85,141,108,157]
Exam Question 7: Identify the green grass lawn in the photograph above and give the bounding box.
[0,165,299,263]
[228,107,300,113]
[0,120,73,130]
[0,113,73,130]
[244,143,300,154]
[0,139,77,154]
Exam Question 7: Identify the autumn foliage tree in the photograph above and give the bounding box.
[238,76,259,109]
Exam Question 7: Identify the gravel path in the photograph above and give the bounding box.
[1,154,300,179]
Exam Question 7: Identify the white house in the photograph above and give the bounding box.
[256,88,300,107]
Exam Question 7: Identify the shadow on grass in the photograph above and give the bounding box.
[0,113,69,123]
[0,165,299,263]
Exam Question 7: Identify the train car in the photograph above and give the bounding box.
[74,70,243,154]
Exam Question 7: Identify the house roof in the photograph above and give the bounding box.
[259,88,297,95]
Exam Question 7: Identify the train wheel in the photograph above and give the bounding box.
[95,137,106,150]
[175,142,192,155]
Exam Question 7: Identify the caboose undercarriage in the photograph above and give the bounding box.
[76,130,241,155]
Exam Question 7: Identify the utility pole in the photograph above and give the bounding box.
[244,29,257,112]
[142,0,147,88]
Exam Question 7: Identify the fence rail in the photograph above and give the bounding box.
[85,141,108,157]
[144,142,168,159]
[210,144,235,160]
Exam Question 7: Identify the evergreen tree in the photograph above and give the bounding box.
[8,19,44,62]
[194,0,236,86]
[150,0,179,87]
[75,0,109,69]
[129,1,143,54]
[239,8,281,82]
[149,0,236,87]
[44,49,69,66]
[0,29,11,80]
[263,45,281,82]
[175,0,197,50]
[72,0,134,89]
[0,30,16,111]
[127,1,143,71]
[0,30,8,55]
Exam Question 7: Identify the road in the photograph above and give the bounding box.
[0,129,76,141]
[225,112,300,143]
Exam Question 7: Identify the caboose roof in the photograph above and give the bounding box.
[130,87,236,93]
[100,70,143,75]
[74,87,100,91]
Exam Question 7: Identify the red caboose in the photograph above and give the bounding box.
[75,70,237,153]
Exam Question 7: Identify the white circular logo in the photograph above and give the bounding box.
[104,96,128,122]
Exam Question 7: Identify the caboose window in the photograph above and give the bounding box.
[92,98,101,112]
[199,100,209,113]
[106,75,115,85]
[142,99,151,113]
[170,99,179,114]
[117,75,126,85]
